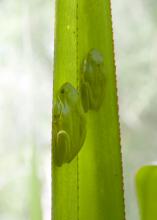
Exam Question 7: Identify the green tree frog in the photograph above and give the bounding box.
[80,49,105,112]
[52,82,86,166]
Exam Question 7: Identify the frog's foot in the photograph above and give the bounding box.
[79,115,87,148]
[54,130,70,166]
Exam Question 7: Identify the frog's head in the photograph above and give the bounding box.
[58,82,78,106]
[88,49,104,65]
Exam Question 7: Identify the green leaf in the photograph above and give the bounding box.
[136,165,157,220]
[52,0,125,220]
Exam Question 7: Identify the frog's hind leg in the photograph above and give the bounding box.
[79,115,87,150]
[88,82,102,111]
[80,82,90,112]
[55,130,70,166]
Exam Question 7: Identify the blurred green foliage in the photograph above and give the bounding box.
[136,166,157,220]
[29,147,42,220]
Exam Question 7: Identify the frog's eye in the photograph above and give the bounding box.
[60,82,71,95]
[60,88,65,94]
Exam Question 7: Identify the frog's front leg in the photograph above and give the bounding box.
[54,130,70,166]
[80,81,90,112]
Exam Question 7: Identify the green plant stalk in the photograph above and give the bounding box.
[52,0,125,220]
[136,165,157,220]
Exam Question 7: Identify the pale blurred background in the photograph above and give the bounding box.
[0,0,53,219]
[112,0,157,219]
[0,0,156,219]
